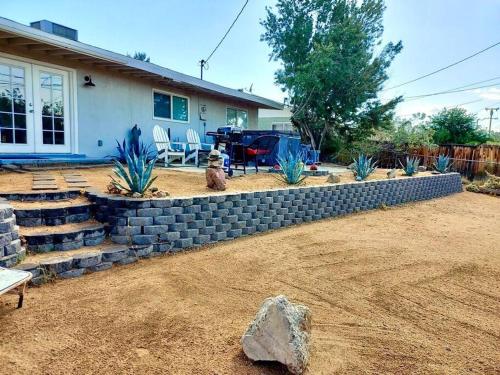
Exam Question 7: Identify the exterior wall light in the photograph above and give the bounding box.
[84,75,95,87]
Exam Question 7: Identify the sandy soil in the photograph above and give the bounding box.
[9,196,90,209]
[1,192,499,374]
[20,220,99,235]
[0,166,430,197]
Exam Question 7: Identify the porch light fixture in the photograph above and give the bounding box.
[84,75,95,87]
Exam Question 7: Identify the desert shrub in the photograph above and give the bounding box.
[483,172,500,190]
[276,151,306,185]
[400,156,420,176]
[352,153,377,181]
[433,154,451,173]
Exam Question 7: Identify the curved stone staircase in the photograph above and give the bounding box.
[0,190,153,285]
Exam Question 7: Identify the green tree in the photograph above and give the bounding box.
[127,51,150,62]
[429,108,490,145]
[261,0,402,151]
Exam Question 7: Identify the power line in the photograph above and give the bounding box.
[383,40,500,91]
[453,99,483,107]
[199,0,249,79]
[404,82,500,100]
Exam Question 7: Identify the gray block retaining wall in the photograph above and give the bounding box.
[87,173,463,252]
[0,199,25,267]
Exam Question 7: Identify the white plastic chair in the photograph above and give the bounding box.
[186,128,214,167]
[153,125,186,166]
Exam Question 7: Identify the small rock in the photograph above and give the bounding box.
[131,192,142,198]
[154,191,169,198]
[326,173,340,183]
[418,165,427,172]
[387,169,397,179]
[241,295,311,375]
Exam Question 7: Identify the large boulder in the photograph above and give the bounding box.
[241,295,311,375]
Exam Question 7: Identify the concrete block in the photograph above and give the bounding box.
[150,198,172,208]
[159,231,181,241]
[199,226,216,235]
[73,252,102,268]
[180,229,199,238]
[54,239,84,251]
[88,262,113,272]
[193,235,211,245]
[188,220,206,229]
[175,213,195,223]
[129,245,154,258]
[174,238,193,248]
[153,242,173,252]
[210,232,227,241]
[169,222,188,231]
[132,235,157,245]
[222,215,238,224]
[137,208,162,217]
[59,268,86,279]
[143,225,169,235]
[40,257,73,275]
[101,247,129,262]
[129,216,154,226]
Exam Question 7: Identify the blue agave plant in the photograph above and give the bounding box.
[352,154,377,181]
[116,124,148,162]
[400,156,420,176]
[276,151,306,185]
[433,154,451,173]
[111,145,158,195]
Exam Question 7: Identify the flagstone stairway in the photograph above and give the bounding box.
[0,187,153,285]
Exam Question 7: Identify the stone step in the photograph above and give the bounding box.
[21,221,106,252]
[14,242,156,284]
[0,189,81,202]
[12,199,94,227]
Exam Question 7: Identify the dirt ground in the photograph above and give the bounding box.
[0,166,429,197]
[1,192,499,375]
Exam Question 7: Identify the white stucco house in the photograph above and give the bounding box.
[0,18,282,162]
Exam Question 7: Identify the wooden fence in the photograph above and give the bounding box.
[376,144,500,178]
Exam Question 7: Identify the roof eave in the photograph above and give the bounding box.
[0,17,283,110]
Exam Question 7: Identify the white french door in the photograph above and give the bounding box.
[0,56,72,154]
[0,57,34,153]
[33,65,71,153]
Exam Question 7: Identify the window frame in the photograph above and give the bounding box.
[152,88,190,123]
[226,106,248,128]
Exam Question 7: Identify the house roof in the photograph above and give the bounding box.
[0,17,283,110]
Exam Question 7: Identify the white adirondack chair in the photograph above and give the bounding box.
[153,125,186,166]
[186,128,214,167]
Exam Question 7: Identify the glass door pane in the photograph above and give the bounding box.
[0,63,28,145]
[40,72,65,145]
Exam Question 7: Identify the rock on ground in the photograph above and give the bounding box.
[327,173,340,183]
[241,295,311,375]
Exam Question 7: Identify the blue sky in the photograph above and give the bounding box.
[2,0,500,130]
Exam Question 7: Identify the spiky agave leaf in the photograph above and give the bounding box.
[400,156,419,176]
[433,154,451,173]
[353,153,377,181]
[111,144,158,195]
[275,151,307,185]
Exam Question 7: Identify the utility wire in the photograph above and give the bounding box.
[404,82,500,100]
[453,99,483,107]
[383,40,500,91]
[204,0,249,64]
[404,75,500,100]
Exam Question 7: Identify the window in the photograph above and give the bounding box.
[153,90,189,122]
[226,107,248,128]
[272,122,294,132]
[0,63,27,144]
